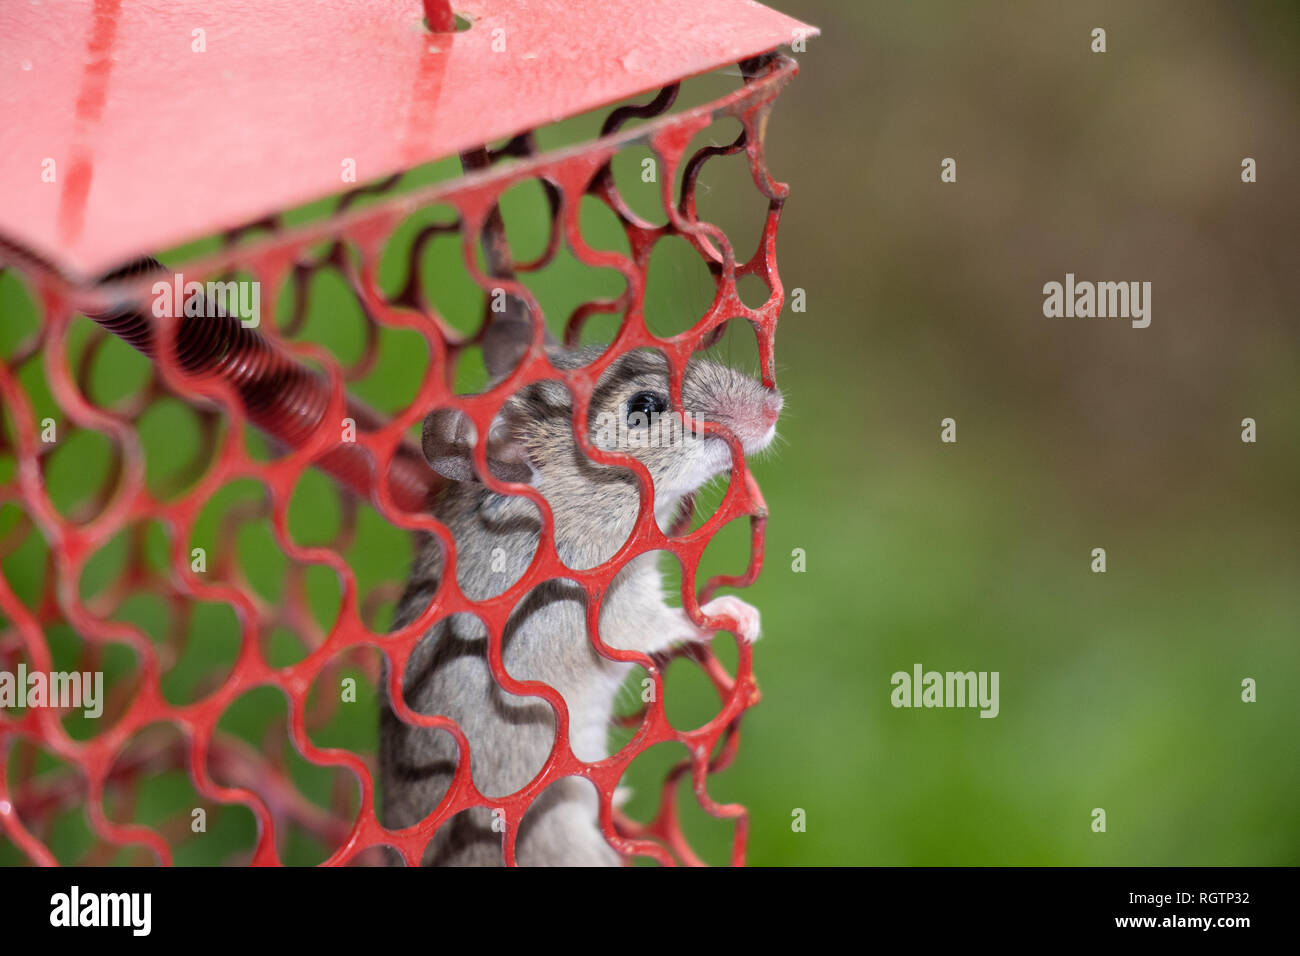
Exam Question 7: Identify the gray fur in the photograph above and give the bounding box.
[379,345,781,866]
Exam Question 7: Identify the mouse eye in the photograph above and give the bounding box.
[625,390,668,426]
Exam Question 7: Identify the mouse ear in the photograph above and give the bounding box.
[421,406,535,485]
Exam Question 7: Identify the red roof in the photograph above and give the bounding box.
[0,0,813,281]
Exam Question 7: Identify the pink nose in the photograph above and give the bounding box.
[761,390,783,426]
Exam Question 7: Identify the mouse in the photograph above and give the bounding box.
[379,340,783,866]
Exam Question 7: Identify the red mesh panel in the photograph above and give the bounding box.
[0,54,796,866]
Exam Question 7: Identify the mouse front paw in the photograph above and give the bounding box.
[698,595,762,644]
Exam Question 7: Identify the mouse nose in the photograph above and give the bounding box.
[761,389,783,427]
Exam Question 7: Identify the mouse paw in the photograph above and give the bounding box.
[699,595,762,644]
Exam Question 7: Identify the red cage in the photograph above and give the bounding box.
[0,0,812,865]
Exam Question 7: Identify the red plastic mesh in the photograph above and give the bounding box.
[0,54,796,866]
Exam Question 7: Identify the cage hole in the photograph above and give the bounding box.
[302,562,344,639]
[697,316,764,378]
[287,468,351,556]
[78,525,130,603]
[112,592,169,653]
[658,547,740,675]
[42,425,118,525]
[735,272,772,312]
[614,739,734,866]
[279,266,368,369]
[573,310,623,349]
[212,685,358,865]
[80,322,153,409]
[266,625,307,670]
[521,246,625,346]
[349,323,430,417]
[188,477,277,595]
[102,722,235,865]
[287,467,344,549]
[578,193,633,257]
[138,396,212,501]
[346,506,415,632]
[379,202,460,304]
[609,144,668,226]
[253,562,341,668]
[660,652,729,735]
[243,426,276,463]
[695,511,756,594]
[497,178,555,267]
[656,551,734,676]
[452,343,489,394]
[607,662,654,755]
[675,117,769,267]
[158,598,241,708]
[644,234,717,338]
[234,506,287,605]
[417,217,484,335]
[304,646,382,756]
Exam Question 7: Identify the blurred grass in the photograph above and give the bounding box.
[2,0,1298,865]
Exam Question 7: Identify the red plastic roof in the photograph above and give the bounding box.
[0,0,813,282]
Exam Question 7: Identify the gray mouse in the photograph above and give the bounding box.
[379,333,782,866]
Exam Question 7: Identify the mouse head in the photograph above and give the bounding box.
[422,345,782,528]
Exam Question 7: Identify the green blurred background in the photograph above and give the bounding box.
[2,0,1297,865]
[741,0,1299,865]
